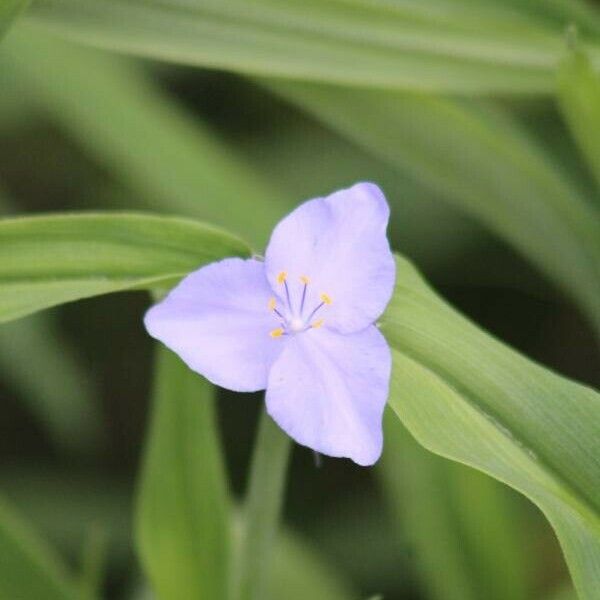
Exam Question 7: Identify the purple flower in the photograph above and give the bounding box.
[145,183,395,466]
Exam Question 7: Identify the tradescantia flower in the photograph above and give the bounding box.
[144,183,395,466]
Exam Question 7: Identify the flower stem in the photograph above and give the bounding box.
[236,405,292,600]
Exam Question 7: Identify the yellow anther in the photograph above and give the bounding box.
[270,327,285,338]
[277,271,287,284]
[268,297,277,311]
[311,319,325,329]
[320,293,333,305]
[300,275,310,285]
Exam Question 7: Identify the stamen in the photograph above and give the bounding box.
[270,327,285,338]
[300,275,309,314]
[268,296,286,321]
[283,279,292,313]
[305,302,325,323]
[311,319,324,329]
[320,292,333,305]
[277,271,287,284]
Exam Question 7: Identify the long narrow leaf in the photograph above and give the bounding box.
[381,256,600,598]
[380,414,529,600]
[0,495,76,600]
[558,48,600,198]
[0,0,28,38]
[135,347,230,599]
[0,212,250,324]
[0,192,102,452]
[24,0,600,94]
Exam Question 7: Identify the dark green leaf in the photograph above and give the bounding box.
[0,0,28,39]
[0,495,76,600]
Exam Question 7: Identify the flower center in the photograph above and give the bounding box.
[268,272,332,338]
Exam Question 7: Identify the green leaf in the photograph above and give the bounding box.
[2,27,286,247]
[0,212,250,324]
[381,255,600,599]
[0,191,103,453]
[77,525,108,600]
[380,414,529,600]
[549,583,579,600]
[0,313,103,453]
[236,408,292,600]
[558,48,600,198]
[135,346,231,600]
[269,530,354,600]
[0,495,76,600]
[24,0,600,94]
[269,82,600,335]
[0,0,28,39]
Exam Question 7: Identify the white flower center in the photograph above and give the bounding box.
[268,272,332,338]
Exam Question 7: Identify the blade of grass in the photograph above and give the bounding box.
[77,525,108,600]
[0,0,28,39]
[0,212,250,324]
[135,346,231,599]
[0,495,76,600]
[557,47,600,197]
[380,413,529,600]
[0,190,102,453]
[23,0,600,94]
[235,407,292,600]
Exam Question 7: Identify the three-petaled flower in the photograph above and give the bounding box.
[144,183,395,465]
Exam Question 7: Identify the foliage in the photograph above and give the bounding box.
[0,1,599,599]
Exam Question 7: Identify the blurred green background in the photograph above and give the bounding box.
[1,2,599,599]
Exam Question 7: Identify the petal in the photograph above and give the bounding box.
[144,258,285,392]
[265,325,391,466]
[265,182,395,333]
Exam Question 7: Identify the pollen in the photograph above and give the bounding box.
[268,297,277,311]
[311,319,324,329]
[277,271,287,284]
[300,275,310,284]
[320,293,333,305]
[270,327,285,338]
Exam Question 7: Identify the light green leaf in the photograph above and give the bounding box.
[380,414,529,600]
[0,495,76,600]
[269,82,600,335]
[2,27,285,247]
[0,191,103,453]
[270,529,354,600]
[0,212,250,324]
[558,48,600,197]
[235,408,292,600]
[0,0,28,39]
[381,255,600,599]
[24,0,600,94]
[135,346,231,600]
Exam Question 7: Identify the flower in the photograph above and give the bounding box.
[144,183,395,466]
